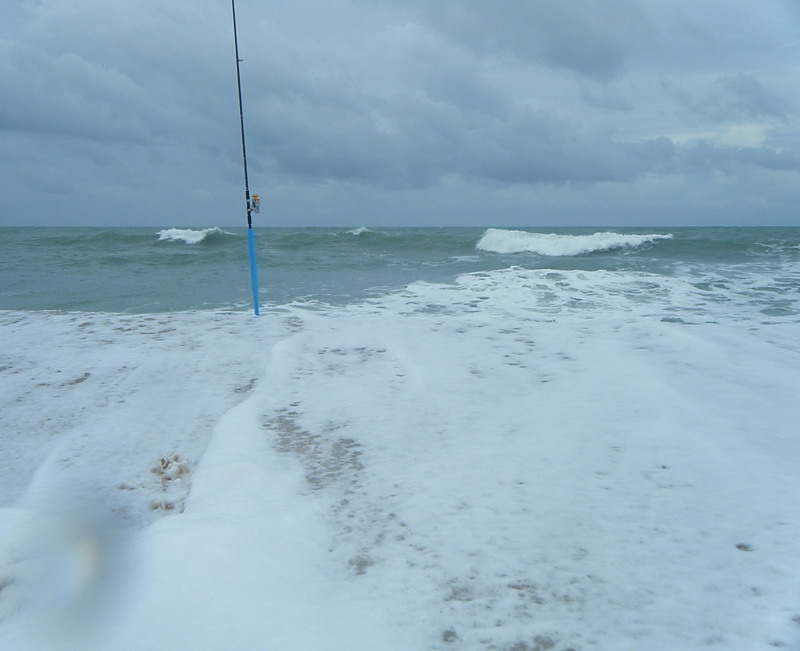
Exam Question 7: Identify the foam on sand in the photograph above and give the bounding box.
[476,228,673,255]
[1,265,799,649]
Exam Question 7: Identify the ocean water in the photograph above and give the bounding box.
[1,226,799,318]
[1,226,800,650]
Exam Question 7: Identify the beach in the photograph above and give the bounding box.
[1,227,799,649]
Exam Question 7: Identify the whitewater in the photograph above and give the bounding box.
[1,227,799,650]
[475,228,673,256]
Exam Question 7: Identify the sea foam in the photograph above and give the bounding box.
[156,227,234,244]
[2,275,800,648]
[476,228,673,256]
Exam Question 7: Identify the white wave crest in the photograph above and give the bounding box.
[157,227,234,244]
[476,229,673,256]
[346,227,371,236]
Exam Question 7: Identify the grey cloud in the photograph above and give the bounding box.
[714,74,788,121]
[229,5,668,188]
[668,73,790,122]
[9,0,235,138]
[0,0,798,226]
[681,140,800,174]
[418,0,639,79]
[420,0,653,80]
[579,85,634,112]
[0,42,159,142]
[250,76,676,189]
[459,114,676,185]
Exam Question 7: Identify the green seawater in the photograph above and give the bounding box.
[0,226,798,315]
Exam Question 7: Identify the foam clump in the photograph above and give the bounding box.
[150,453,189,485]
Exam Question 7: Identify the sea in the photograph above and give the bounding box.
[1,226,800,650]
[1,226,799,319]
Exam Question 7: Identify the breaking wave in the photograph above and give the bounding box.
[476,229,673,256]
[156,227,236,245]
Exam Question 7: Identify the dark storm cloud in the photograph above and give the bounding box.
[17,0,233,139]
[231,0,799,194]
[419,0,653,80]
[0,41,163,142]
[0,0,798,225]
[260,94,673,188]
[228,5,666,188]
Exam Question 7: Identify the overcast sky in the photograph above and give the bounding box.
[1,0,799,227]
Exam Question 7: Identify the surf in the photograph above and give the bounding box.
[156,227,236,245]
[476,228,673,256]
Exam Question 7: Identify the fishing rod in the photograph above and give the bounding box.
[231,0,260,316]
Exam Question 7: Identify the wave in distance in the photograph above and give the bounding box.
[157,227,235,245]
[476,229,673,256]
